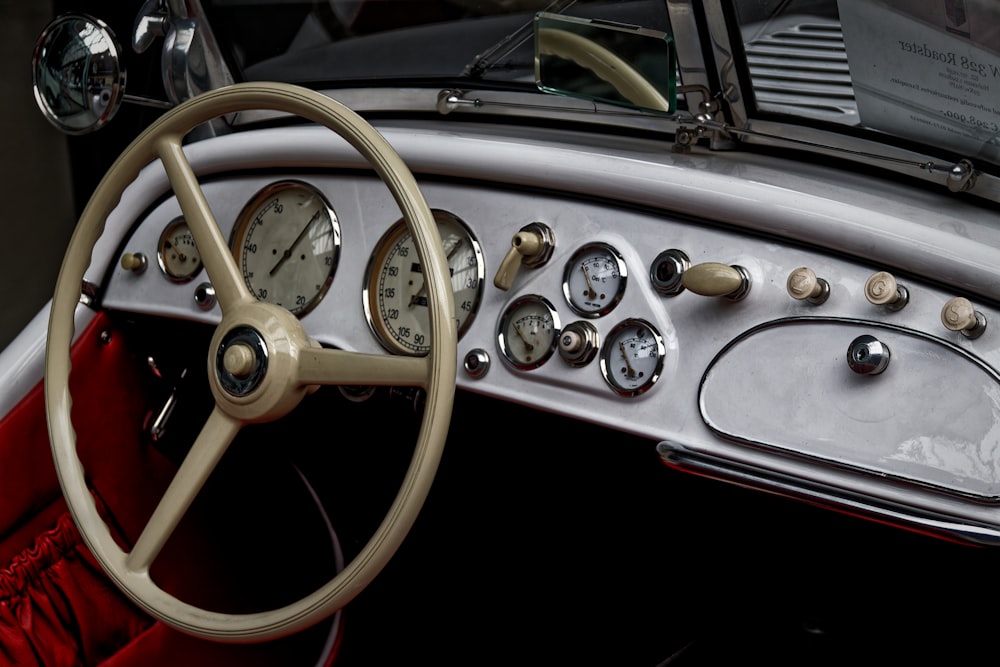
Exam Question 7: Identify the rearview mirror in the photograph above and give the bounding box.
[534,12,676,115]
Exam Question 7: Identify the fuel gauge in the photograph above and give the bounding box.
[157,217,202,282]
[497,294,561,370]
[600,318,665,397]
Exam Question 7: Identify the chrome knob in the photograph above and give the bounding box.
[847,335,890,375]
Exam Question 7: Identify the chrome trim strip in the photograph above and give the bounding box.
[657,440,1000,546]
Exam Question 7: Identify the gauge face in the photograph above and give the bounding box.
[562,242,627,317]
[364,210,484,356]
[157,217,202,282]
[497,294,561,370]
[600,318,665,396]
[231,181,341,317]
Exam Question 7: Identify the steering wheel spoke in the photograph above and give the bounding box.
[298,347,430,388]
[155,135,251,310]
[127,407,241,572]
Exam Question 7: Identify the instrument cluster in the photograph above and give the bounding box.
[135,176,674,399]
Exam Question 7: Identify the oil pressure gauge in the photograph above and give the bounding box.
[600,318,665,397]
[562,242,627,317]
[497,294,561,370]
[157,217,202,282]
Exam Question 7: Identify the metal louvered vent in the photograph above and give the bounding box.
[744,18,858,123]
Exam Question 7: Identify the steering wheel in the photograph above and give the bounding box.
[44,82,457,642]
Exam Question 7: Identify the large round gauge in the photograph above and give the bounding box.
[562,242,627,317]
[599,318,665,397]
[230,180,341,317]
[497,294,561,370]
[157,217,202,282]
[364,210,485,356]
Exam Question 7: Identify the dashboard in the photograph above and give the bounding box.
[90,119,1000,544]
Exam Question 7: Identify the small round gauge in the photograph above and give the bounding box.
[230,180,340,317]
[364,210,485,356]
[600,318,665,397]
[157,217,202,282]
[497,294,561,370]
[562,242,627,317]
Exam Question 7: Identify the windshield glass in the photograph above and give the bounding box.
[207,0,672,89]
[734,0,1000,170]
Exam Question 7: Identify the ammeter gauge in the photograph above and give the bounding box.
[497,294,561,370]
[600,318,665,396]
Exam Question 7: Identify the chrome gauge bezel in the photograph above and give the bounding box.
[156,217,202,283]
[363,209,485,356]
[229,180,341,317]
[561,241,627,318]
[496,294,561,371]
[599,317,665,397]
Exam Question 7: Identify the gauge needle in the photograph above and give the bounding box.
[513,322,534,351]
[581,265,597,298]
[269,210,320,276]
[409,238,464,307]
[619,341,635,378]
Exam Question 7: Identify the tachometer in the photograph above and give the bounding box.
[364,210,484,355]
[230,180,341,316]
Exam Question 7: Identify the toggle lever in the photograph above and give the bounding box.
[493,222,555,291]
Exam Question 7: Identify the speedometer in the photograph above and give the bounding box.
[230,180,340,317]
[364,210,484,355]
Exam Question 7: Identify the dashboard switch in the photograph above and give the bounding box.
[941,297,987,339]
[493,222,555,291]
[847,334,890,375]
[865,271,908,311]
[786,266,829,305]
[558,320,599,367]
[682,262,750,301]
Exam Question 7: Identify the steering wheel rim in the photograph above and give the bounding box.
[44,82,457,642]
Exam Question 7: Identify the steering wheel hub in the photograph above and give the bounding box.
[216,326,268,396]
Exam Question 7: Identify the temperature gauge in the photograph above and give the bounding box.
[562,242,627,317]
[497,294,561,370]
[600,318,665,396]
[157,217,202,282]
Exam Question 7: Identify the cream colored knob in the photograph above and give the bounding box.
[223,343,256,377]
[682,262,751,300]
[865,271,908,310]
[941,297,986,338]
[786,266,829,304]
[120,252,147,274]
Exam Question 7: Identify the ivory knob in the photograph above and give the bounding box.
[941,297,986,338]
[682,262,750,300]
[787,266,829,304]
[865,271,908,310]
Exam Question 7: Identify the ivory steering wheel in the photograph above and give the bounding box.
[45,82,456,642]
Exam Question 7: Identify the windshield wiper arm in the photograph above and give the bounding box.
[462,0,577,79]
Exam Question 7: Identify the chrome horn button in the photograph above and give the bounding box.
[215,326,268,396]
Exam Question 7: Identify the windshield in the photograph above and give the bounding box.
[208,0,672,88]
[201,0,1000,183]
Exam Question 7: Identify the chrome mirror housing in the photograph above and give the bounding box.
[32,14,126,135]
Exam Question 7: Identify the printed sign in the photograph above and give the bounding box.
[838,0,1000,160]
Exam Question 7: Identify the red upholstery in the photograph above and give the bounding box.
[0,312,340,666]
